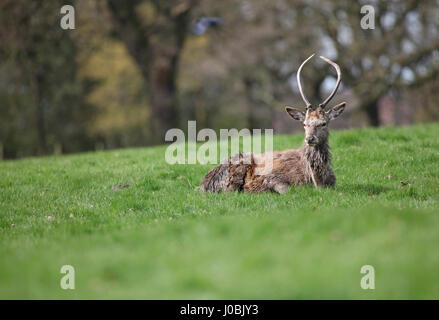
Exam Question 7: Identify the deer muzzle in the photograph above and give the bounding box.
[305,135,318,146]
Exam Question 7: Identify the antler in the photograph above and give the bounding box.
[318,55,341,109]
[296,54,314,110]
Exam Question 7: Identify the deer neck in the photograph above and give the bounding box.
[303,141,331,186]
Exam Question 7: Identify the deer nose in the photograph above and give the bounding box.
[306,136,317,145]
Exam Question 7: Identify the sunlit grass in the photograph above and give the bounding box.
[1,123,439,299]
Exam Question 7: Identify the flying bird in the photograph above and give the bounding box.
[193,17,225,35]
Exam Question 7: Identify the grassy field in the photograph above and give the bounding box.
[1,123,439,299]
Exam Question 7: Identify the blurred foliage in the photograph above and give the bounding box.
[0,0,96,158]
[0,0,438,159]
[79,40,150,148]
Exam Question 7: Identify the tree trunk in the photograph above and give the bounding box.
[147,51,180,143]
[194,88,207,129]
[34,74,47,155]
[243,77,256,130]
[364,100,380,127]
[106,0,192,145]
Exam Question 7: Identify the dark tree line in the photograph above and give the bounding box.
[0,0,438,159]
[0,0,95,158]
[106,0,198,143]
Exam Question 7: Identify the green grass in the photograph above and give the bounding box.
[1,123,439,299]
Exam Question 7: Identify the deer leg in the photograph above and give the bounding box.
[324,167,336,186]
[310,171,319,188]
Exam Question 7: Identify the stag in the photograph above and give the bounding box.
[201,54,346,193]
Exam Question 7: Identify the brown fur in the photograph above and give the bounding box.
[201,53,345,193]
[200,103,345,194]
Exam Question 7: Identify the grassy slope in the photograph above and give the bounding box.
[1,123,439,299]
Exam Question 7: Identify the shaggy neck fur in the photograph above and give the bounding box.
[303,139,331,185]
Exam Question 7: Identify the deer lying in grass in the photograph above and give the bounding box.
[201,54,346,194]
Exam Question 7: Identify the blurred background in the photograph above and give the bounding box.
[0,0,438,159]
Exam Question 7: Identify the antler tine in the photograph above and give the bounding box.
[319,55,341,109]
[297,53,315,109]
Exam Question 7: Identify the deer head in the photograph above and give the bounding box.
[285,54,346,147]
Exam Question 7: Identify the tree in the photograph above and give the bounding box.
[0,0,95,157]
[311,0,439,126]
[180,0,439,129]
[106,0,197,143]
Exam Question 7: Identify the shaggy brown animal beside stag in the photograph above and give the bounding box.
[201,54,346,194]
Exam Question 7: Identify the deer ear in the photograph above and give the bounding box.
[285,107,305,122]
[326,102,346,120]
